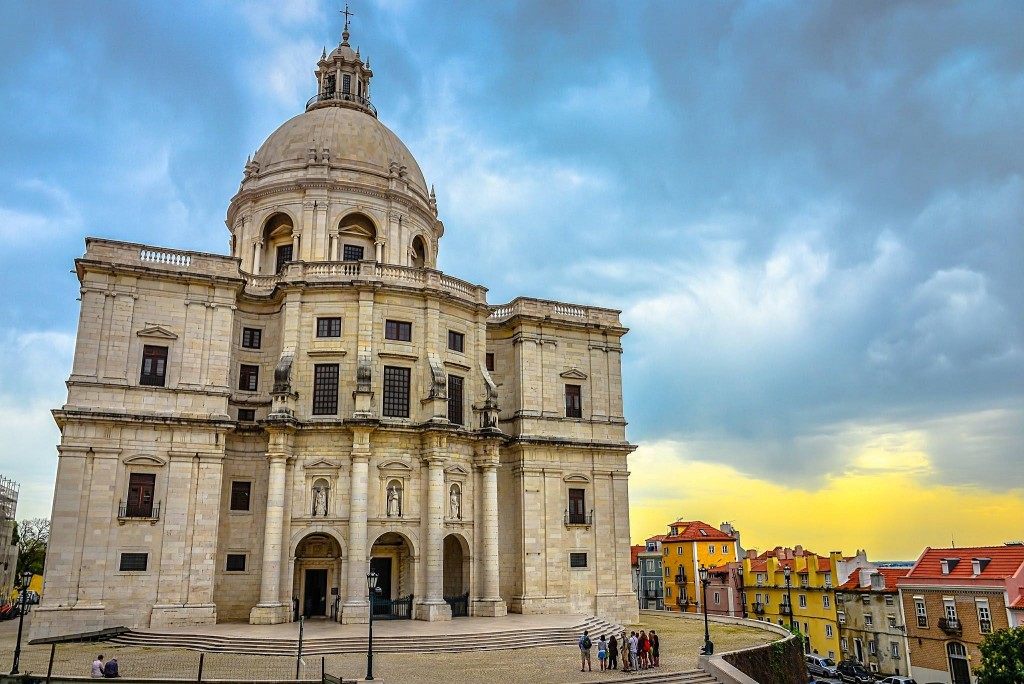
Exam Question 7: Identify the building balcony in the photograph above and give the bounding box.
[780,604,793,615]
[644,590,662,600]
[676,597,691,608]
[674,574,687,584]
[752,602,765,614]
[564,510,594,527]
[938,617,962,635]
[305,90,378,117]
[118,500,161,522]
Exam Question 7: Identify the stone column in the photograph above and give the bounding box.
[473,447,507,616]
[417,443,451,621]
[341,429,371,624]
[253,240,263,275]
[250,453,290,624]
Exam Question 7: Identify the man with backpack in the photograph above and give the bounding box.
[578,629,593,672]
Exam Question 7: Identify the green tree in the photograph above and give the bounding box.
[975,626,1024,684]
[15,517,48,579]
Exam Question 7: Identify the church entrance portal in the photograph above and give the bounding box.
[369,532,414,619]
[304,569,328,617]
[443,534,470,617]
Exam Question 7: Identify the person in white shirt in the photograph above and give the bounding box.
[91,655,105,678]
[629,632,639,672]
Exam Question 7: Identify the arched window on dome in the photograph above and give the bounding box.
[259,213,295,275]
[411,235,428,269]
[335,213,377,262]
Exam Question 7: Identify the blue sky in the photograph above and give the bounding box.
[1,1,1022,557]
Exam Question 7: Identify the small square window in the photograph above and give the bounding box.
[238,409,256,422]
[343,244,364,262]
[230,481,251,511]
[316,317,341,337]
[241,327,262,349]
[140,345,168,387]
[385,320,412,341]
[448,330,465,352]
[226,554,247,572]
[239,364,259,391]
[569,552,588,568]
[485,352,495,372]
[119,552,148,572]
[885,595,895,606]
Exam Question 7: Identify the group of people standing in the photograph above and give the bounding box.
[578,628,660,673]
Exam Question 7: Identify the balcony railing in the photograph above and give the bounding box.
[674,574,687,584]
[305,90,378,117]
[644,591,661,600]
[938,617,962,635]
[564,510,594,526]
[118,500,161,521]
[780,604,793,615]
[753,602,765,614]
[980,618,992,634]
[676,597,691,607]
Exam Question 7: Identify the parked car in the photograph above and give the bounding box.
[805,654,839,678]
[879,678,917,684]
[836,660,874,683]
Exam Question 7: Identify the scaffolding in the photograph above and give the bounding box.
[0,474,20,601]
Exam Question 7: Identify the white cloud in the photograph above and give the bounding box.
[0,179,81,243]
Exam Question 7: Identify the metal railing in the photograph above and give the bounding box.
[118,501,161,520]
[444,592,469,618]
[674,574,687,584]
[753,602,765,614]
[938,617,962,634]
[371,594,413,619]
[306,91,377,117]
[564,510,594,526]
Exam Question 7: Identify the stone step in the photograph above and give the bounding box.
[581,670,716,684]
[110,616,625,656]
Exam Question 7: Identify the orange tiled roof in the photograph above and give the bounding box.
[630,545,644,566]
[903,546,1024,581]
[837,567,909,591]
[663,520,736,542]
[1009,595,1024,610]
[748,555,832,574]
[646,534,667,543]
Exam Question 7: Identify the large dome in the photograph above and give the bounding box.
[252,106,428,196]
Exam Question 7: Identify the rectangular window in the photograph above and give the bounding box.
[665,567,670,577]
[841,637,848,651]
[665,586,671,598]
[916,597,928,627]
[646,560,654,573]
[342,244,364,261]
[838,610,846,624]
[888,615,897,628]
[944,598,957,621]
[799,594,807,608]
[447,330,465,352]
[241,327,262,349]
[565,384,582,418]
[568,488,587,524]
[238,408,256,422]
[447,375,464,425]
[569,552,588,568]
[823,595,831,608]
[977,599,992,633]
[891,642,899,658]
[865,614,874,627]
[755,593,762,604]
[385,319,412,341]
[827,650,835,661]
[677,547,683,555]
[836,593,845,604]
[862,594,871,604]
[722,544,729,554]
[140,345,168,386]
[885,594,895,606]
[226,554,246,572]
[708,544,714,554]
[714,591,720,604]
[382,366,411,417]
[119,552,148,572]
[868,641,876,656]
[312,363,340,415]
[342,73,351,94]
[316,317,341,337]
[825,624,833,638]
[126,473,156,517]
[275,243,292,273]
[485,352,495,372]
[757,573,765,586]
[239,364,259,391]
[230,481,251,512]
[824,572,832,587]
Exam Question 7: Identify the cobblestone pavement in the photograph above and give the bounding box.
[2,613,774,683]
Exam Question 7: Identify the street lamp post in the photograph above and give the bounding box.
[634,565,641,611]
[698,565,713,655]
[10,571,32,675]
[365,571,380,681]
[784,565,796,631]
[737,567,747,619]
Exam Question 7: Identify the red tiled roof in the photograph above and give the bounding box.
[1009,595,1024,610]
[663,520,736,542]
[748,555,833,574]
[646,534,667,543]
[837,567,909,591]
[630,545,644,566]
[903,546,1024,581]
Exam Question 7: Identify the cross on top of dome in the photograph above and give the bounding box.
[307,4,376,116]
[340,3,354,45]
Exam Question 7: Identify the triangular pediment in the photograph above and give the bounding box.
[378,460,412,472]
[560,368,588,380]
[445,464,469,476]
[563,473,590,483]
[137,325,178,340]
[306,458,340,469]
[122,454,167,467]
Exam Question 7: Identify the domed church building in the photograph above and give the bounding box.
[33,20,637,636]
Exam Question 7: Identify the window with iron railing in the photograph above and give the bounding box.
[122,473,156,518]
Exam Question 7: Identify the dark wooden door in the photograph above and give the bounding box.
[304,569,327,616]
[370,557,393,615]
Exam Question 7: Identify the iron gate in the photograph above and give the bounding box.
[444,592,469,617]
[371,593,413,619]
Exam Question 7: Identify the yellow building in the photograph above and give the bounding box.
[660,521,739,613]
[743,547,866,660]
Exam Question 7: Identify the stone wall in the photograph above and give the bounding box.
[721,635,807,684]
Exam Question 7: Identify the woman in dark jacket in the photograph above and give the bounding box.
[608,634,618,671]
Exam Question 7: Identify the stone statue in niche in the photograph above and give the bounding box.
[313,486,328,517]
[387,484,401,517]
[449,486,461,520]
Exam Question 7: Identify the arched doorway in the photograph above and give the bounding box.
[947,642,970,684]
[411,235,427,268]
[442,533,470,617]
[294,533,342,619]
[369,532,414,619]
[336,212,377,262]
[261,212,294,274]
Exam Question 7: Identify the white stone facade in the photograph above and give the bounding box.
[32,26,637,638]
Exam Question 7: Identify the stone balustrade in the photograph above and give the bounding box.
[83,238,241,278]
[488,296,624,327]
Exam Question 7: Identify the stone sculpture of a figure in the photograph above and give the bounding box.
[314,487,328,517]
[449,487,460,520]
[387,484,401,517]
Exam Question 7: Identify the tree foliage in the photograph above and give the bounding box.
[15,517,48,579]
[975,626,1024,684]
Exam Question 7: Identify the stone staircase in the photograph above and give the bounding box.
[582,670,718,684]
[110,615,624,656]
